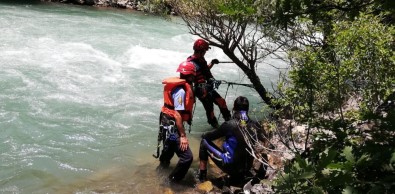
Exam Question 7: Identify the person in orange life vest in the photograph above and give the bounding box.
[187,39,231,128]
[159,61,196,182]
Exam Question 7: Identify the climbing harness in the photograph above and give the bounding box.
[162,120,177,141]
[153,114,177,159]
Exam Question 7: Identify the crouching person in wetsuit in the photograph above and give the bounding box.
[198,96,268,185]
[159,61,196,182]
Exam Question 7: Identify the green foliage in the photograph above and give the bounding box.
[144,0,172,15]
[276,132,395,193]
[172,0,271,21]
[332,14,395,113]
[275,13,395,194]
[274,0,395,30]
[283,14,395,117]
[217,0,256,18]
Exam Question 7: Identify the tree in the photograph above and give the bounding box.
[168,0,282,108]
[274,13,395,193]
[169,1,395,192]
[273,0,395,60]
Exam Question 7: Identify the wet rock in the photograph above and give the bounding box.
[196,181,213,193]
[116,0,129,8]
[251,183,274,194]
[163,187,174,194]
[229,186,243,193]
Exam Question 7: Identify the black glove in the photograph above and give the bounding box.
[211,59,219,64]
[214,80,221,89]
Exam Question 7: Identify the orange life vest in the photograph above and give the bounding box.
[161,77,195,123]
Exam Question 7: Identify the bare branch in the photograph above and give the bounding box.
[169,0,286,107]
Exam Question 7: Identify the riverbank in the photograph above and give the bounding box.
[41,0,171,14]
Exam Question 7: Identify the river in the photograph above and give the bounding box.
[0,1,283,193]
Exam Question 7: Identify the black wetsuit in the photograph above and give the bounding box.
[199,117,266,183]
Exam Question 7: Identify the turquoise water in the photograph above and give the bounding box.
[0,2,282,193]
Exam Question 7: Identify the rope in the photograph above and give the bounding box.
[189,101,197,133]
[216,79,253,121]
[217,82,232,121]
[219,80,254,88]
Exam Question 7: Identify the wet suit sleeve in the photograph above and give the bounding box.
[201,121,236,164]
[201,121,229,141]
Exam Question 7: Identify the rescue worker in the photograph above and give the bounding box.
[197,96,268,185]
[187,39,231,128]
[158,61,196,182]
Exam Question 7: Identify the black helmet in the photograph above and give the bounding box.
[233,96,249,112]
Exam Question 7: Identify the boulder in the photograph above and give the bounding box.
[196,181,213,193]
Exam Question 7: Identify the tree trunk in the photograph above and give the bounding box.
[248,71,277,109]
[223,48,278,109]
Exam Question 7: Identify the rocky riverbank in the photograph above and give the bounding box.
[41,0,170,13]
